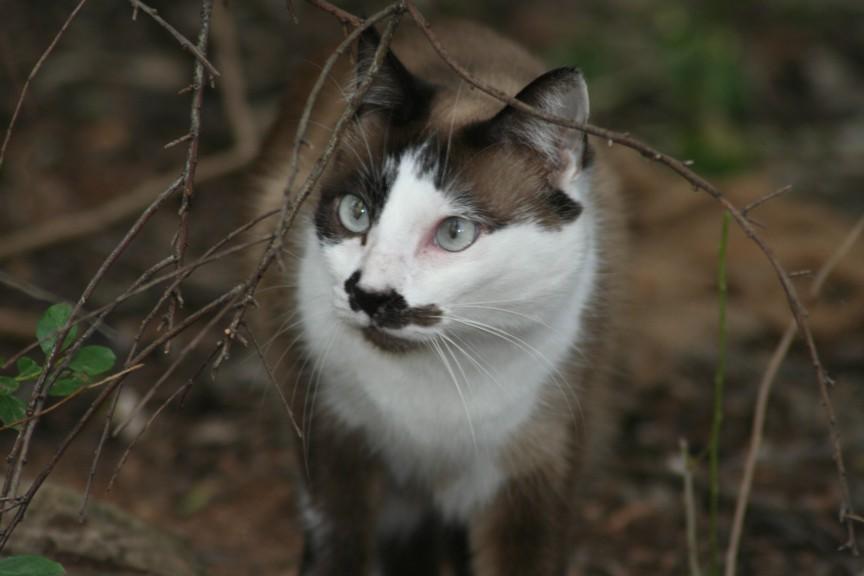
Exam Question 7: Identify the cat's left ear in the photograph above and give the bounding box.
[488,67,591,177]
[354,27,433,124]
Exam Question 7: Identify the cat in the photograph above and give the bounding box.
[252,18,626,576]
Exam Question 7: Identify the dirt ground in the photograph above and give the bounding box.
[1,1,863,575]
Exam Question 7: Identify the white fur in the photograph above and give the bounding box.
[296,148,598,520]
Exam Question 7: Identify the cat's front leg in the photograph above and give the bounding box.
[469,472,574,576]
[297,416,382,576]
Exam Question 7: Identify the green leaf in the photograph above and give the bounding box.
[15,357,42,381]
[0,395,26,428]
[69,346,115,377]
[36,303,77,356]
[0,376,19,394]
[49,376,84,397]
[0,555,65,576]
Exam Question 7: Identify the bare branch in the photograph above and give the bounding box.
[0,365,145,434]
[680,439,703,576]
[0,149,250,262]
[742,185,793,218]
[164,0,215,352]
[0,0,90,172]
[212,2,406,370]
[725,213,864,575]
[128,0,220,79]
[306,0,363,27]
[246,326,303,439]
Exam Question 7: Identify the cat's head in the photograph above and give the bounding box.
[310,29,598,353]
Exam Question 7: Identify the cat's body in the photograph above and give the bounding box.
[253,19,625,576]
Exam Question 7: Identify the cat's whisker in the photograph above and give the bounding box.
[431,337,478,453]
[440,334,473,393]
[265,307,329,355]
[438,331,505,393]
[302,327,339,477]
[444,315,582,427]
[454,295,544,307]
[450,304,556,332]
[303,326,339,470]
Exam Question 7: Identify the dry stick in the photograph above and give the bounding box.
[0,255,175,373]
[742,185,793,218]
[0,284,240,548]
[0,2,256,263]
[0,149,250,262]
[128,0,220,79]
[306,0,363,27]
[84,0,259,517]
[709,211,731,576]
[1,228,273,377]
[0,0,90,172]
[0,0,256,531]
[165,0,215,351]
[246,327,303,439]
[0,374,128,549]
[0,177,182,523]
[725,213,864,576]
[681,439,704,576]
[212,3,405,371]
[125,222,279,364]
[0,365,145,434]
[401,0,858,552]
[112,286,244,437]
[107,301,238,491]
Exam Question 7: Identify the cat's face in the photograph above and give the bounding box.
[308,31,596,353]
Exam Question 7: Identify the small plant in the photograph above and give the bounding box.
[0,303,116,429]
[0,302,118,572]
[0,556,64,576]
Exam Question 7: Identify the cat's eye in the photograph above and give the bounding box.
[338,194,371,234]
[435,217,479,252]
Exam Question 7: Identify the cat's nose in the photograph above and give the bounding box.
[344,271,406,320]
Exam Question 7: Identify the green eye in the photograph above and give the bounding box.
[435,217,479,252]
[338,194,370,234]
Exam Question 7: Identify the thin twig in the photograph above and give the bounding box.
[742,185,793,218]
[0,0,90,172]
[305,0,363,27]
[164,0,215,352]
[128,0,220,79]
[680,439,703,576]
[0,372,129,550]
[0,149,251,261]
[0,0,258,263]
[725,213,864,575]
[113,286,244,436]
[246,326,303,439]
[709,211,731,576]
[0,365,145,433]
[212,3,405,370]
[108,306,235,491]
[1,177,182,518]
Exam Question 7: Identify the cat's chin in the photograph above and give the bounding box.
[360,325,427,354]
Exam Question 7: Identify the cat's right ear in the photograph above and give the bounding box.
[354,27,433,124]
[482,67,591,175]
